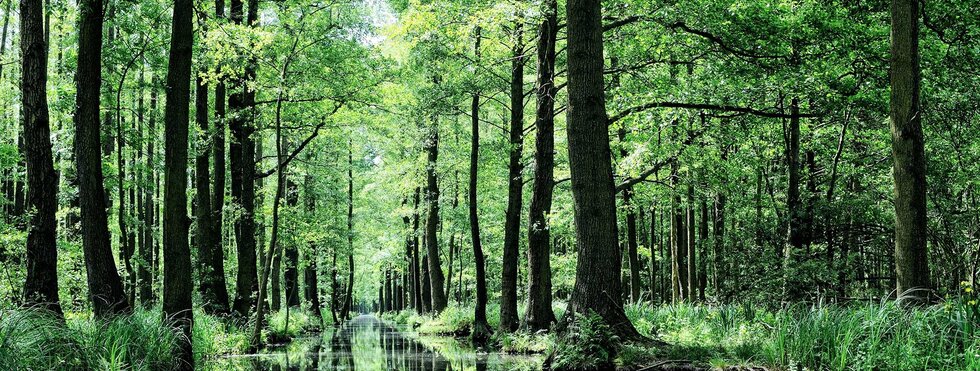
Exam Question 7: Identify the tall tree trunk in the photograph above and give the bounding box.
[139,79,158,306]
[162,0,194,364]
[523,0,557,331]
[561,0,642,343]
[890,0,931,300]
[468,27,491,339]
[686,183,697,301]
[229,0,259,318]
[340,140,355,320]
[285,179,299,307]
[618,129,642,304]
[411,187,423,311]
[784,97,803,302]
[698,199,709,301]
[424,113,447,313]
[304,167,322,321]
[500,19,525,333]
[20,0,62,316]
[195,72,230,314]
[75,0,131,318]
[713,192,726,296]
[670,163,686,303]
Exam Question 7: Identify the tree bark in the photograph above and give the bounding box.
[561,0,643,342]
[523,0,557,331]
[890,0,931,301]
[75,0,131,317]
[20,0,62,316]
[162,0,195,364]
[285,179,300,308]
[303,167,322,320]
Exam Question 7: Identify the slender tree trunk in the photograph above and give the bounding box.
[411,187,423,311]
[698,199,708,300]
[162,0,194,364]
[304,168,322,321]
[20,0,62,316]
[500,19,525,333]
[75,0,131,317]
[686,183,697,301]
[424,112,447,313]
[890,0,931,300]
[139,79,158,306]
[340,140,355,320]
[713,192,726,296]
[284,179,300,307]
[195,72,230,314]
[561,0,643,344]
[467,27,491,339]
[229,0,259,318]
[523,0,557,331]
[784,97,803,302]
[670,163,686,303]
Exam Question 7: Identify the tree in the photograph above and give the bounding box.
[890,0,931,301]
[424,110,447,313]
[561,0,643,343]
[195,42,230,314]
[468,26,492,343]
[523,0,558,332]
[161,0,194,364]
[75,0,131,318]
[20,0,62,316]
[499,18,525,333]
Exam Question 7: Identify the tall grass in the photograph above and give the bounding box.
[0,308,180,370]
[625,300,980,370]
[0,307,258,370]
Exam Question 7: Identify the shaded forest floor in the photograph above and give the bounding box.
[382,297,980,370]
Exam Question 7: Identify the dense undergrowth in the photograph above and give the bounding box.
[0,307,321,370]
[381,292,980,370]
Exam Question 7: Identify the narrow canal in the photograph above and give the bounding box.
[202,315,543,370]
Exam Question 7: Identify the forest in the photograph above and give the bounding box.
[0,0,978,369]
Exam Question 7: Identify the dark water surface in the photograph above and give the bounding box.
[202,315,542,370]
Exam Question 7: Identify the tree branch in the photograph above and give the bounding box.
[608,101,819,124]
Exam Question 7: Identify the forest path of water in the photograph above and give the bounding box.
[203,314,542,370]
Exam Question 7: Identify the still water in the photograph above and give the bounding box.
[202,315,543,370]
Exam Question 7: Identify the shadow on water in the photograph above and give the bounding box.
[202,315,542,370]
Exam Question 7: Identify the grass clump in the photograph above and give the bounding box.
[193,310,248,358]
[265,309,315,343]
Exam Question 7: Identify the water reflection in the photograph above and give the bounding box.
[202,315,541,370]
